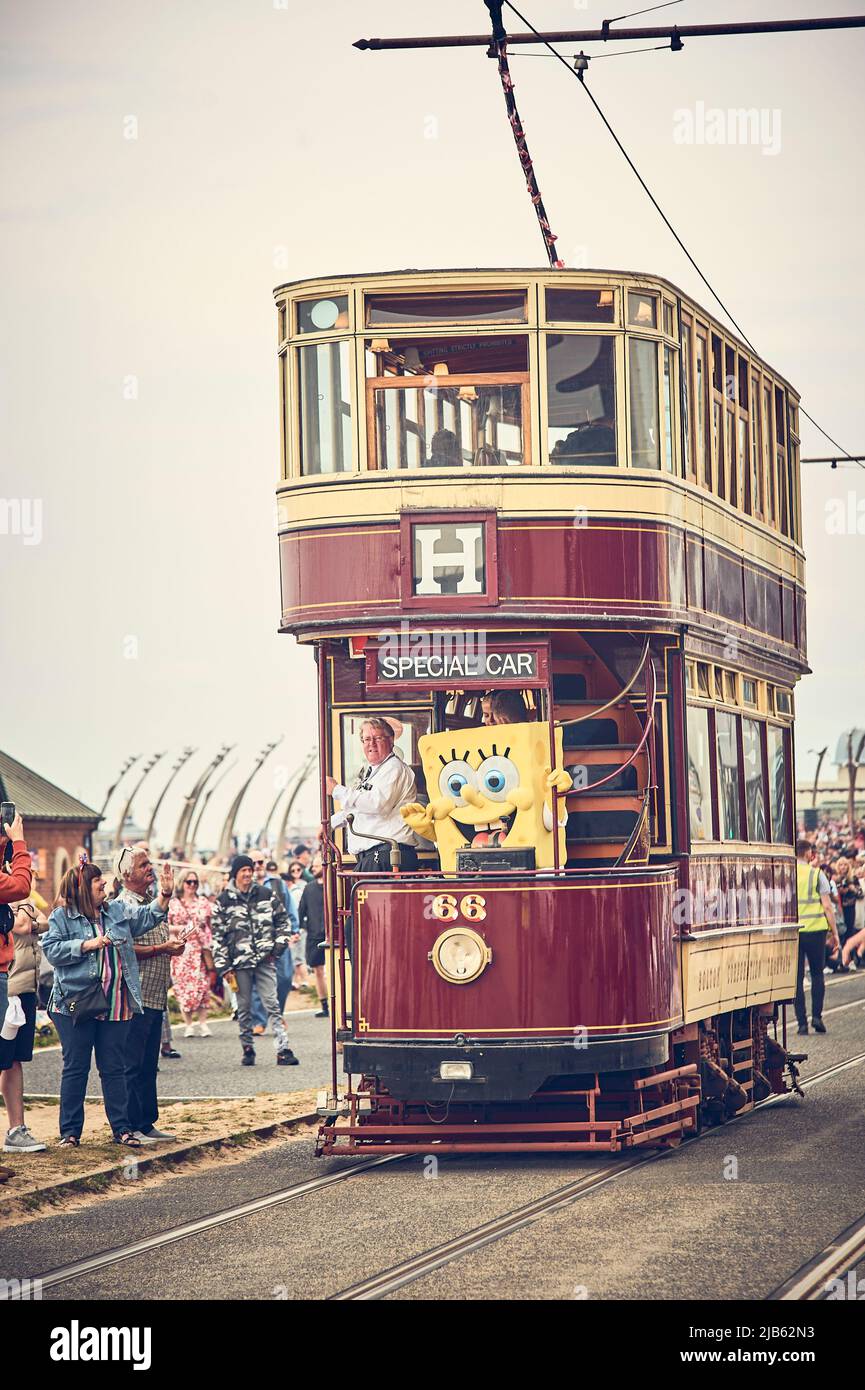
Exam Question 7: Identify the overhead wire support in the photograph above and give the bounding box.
[354,15,865,51]
[500,0,862,464]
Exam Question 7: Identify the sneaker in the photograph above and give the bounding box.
[241,1045,256,1066]
[129,1130,160,1146]
[315,1006,329,1018]
[797,1024,809,1035]
[161,1048,182,1059]
[812,1018,827,1034]
[139,1127,176,1142]
[183,1025,195,1038]
[3,1125,48,1154]
[197,1023,212,1038]
[277,1048,300,1066]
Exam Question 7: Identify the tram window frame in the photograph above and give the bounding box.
[627,290,658,329]
[686,703,714,844]
[368,374,531,471]
[662,344,676,473]
[662,300,675,338]
[335,708,434,794]
[544,286,617,326]
[763,381,777,526]
[694,327,711,490]
[296,339,353,476]
[766,720,792,844]
[628,336,661,469]
[680,315,697,483]
[775,386,789,536]
[546,331,618,468]
[696,662,711,698]
[750,373,764,519]
[365,289,528,328]
[295,294,350,336]
[788,400,802,545]
[716,709,743,842]
[742,716,768,842]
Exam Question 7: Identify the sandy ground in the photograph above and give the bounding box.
[0,1089,319,1226]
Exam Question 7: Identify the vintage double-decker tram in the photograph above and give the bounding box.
[274,267,806,1155]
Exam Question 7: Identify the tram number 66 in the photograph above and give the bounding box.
[430,893,487,923]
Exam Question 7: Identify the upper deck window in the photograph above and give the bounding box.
[629,338,660,468]
[545,288,615,324]
[627,292,658,329]
[296,296,349,334]
[298,341,352,474]
[367,334,529,470]
[365,290,526,327]
[546,334,616,466]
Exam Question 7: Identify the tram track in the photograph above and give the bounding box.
[18,1037,865,1300]
[766,1212,865,1301]
[329,1047,865,1300]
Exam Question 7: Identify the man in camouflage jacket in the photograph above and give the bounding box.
[212,855,299,1067]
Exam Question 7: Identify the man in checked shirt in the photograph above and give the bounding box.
[115,844,183,1143]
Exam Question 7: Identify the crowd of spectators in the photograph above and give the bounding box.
[796,813,865,968]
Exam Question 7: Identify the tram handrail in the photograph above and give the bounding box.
[566,655,658,798]
[614,786,653,869]
[557,637,650,727]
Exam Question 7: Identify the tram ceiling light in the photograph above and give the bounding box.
[403,346,422,371]
[458,385,478,403]
[432,361,449,376]
[370,338,390,352]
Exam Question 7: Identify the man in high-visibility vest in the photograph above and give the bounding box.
[794,839,841,1035]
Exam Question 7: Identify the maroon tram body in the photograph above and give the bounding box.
[275,269,806,1155]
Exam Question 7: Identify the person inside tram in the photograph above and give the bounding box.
[481,689,531,725]
[550,418,616,467]
[424,428,462,468]
[324,717,429,874]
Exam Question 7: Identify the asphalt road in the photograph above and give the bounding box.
[24,1010,334,1099]
[7,971,865,1302]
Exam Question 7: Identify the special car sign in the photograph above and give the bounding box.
[365,639,549,690]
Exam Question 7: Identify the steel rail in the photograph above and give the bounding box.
[329,1049,865,1300]
[18,1047,865,1297]
[766,1212,865,1300]
[23,1155,404,1295]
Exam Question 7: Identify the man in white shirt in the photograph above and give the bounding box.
[325,718,428,873]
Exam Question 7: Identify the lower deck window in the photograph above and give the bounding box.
[686,705,712,842]
[716,710,742,840]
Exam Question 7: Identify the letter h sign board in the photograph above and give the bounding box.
[399,511,498,609]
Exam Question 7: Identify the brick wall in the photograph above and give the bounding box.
[24,819,99,902]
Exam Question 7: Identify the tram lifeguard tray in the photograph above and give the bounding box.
[456,846,536,874]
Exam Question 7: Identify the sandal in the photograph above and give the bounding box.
[113,1132,142,1148]
[58,1135,80,1147]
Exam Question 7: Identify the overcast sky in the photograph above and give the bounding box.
[1,0,863,845]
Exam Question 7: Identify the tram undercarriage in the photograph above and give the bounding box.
[316,1006,804,1156]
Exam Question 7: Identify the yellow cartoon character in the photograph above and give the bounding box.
[401,721,572,874]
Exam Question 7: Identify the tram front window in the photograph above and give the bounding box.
[368,334,529,470]
[546,334,616,466]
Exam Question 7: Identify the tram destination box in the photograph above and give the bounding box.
[456,846,536,874]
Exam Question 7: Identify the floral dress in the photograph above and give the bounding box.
[168,896,213,1014]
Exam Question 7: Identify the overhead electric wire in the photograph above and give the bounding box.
[502,0,862,467]
[605,0,684,23]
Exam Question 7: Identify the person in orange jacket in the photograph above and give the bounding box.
[0,815,32,905]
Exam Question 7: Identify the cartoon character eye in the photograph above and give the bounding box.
[476,756,520,802]
[438,760,477,807]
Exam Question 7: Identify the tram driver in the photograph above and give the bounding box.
[325,717,430,873]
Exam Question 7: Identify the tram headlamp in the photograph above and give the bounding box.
[428,927,492,984]
[440,1062,473,1081]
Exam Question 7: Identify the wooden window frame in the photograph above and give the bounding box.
[366,372,531,471]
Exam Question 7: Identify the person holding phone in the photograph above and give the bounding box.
[0,810,32,905]
[43,858,174,1148]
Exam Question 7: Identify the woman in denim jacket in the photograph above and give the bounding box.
[43,858,174,1148]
